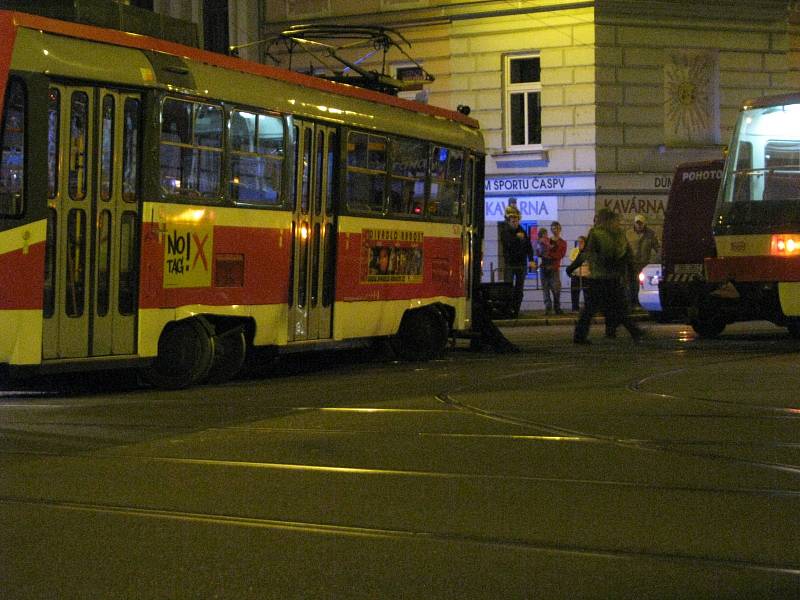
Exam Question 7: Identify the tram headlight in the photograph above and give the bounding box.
[770,234,800,256]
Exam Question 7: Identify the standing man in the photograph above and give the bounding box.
[627,214,660,305]
[500,205,535,317]
[571,208,644,344]
[544,221,567,314]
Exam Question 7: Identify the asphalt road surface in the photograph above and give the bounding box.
[1,321,799,598]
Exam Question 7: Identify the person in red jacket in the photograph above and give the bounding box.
[541,221,567,314]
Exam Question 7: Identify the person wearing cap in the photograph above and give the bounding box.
[499,204,535,317]
[627,214,661,305]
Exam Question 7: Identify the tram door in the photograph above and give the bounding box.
[289,121,338,342]
[42,86,141,359]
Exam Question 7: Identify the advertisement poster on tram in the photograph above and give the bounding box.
[361,228,424,283]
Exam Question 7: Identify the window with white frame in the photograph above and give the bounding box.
[504,53,541,150]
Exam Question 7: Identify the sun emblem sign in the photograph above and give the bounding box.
[664,49,720,146]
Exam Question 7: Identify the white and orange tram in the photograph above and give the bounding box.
[702,92,800,337]
[0,10,485,387]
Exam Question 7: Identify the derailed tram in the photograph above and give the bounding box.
[0,10,485,388]
[702,93,800,337]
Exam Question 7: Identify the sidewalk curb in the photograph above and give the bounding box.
[494,310,651,328]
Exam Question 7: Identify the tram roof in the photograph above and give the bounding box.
[0,10,481,134]
[742,92,800,111]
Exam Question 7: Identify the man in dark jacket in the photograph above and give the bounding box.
[568,208,644,344]
[500,206,535,317]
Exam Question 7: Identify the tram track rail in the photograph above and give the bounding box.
[1,326,800,590]
[2,493,800,579]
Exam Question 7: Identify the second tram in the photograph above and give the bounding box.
[703,92,800,337]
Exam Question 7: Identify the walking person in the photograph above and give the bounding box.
[626,213,661,306]
[499,206,535,317]
[569,208,644,344]
[567,235,589,312]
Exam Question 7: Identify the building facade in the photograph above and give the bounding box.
[157,0,799,310]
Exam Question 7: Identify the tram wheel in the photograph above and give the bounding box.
[396,307,448,361]
[143,318,214,389]
[690,316,726,339]
[205,326,247,384]
[787,319,800,339]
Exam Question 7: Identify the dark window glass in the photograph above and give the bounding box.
[510,57,540,83]
[118,211,137,315]
[346,132,387,212]
[326,130,337,213]
[47,89,59,199]
[0,79,25,216]
[429,146,463,220]
[122,98,140,203]
[65,209,86,317]
[96,209,111,316]
[230,110,283,206]
[301,127,312,213]
[68,92,89,200]
[510,93,525,146]
[527,92,542,144]
[160,98,222,199]
[389,137,427,216]
[314,130,324,214]
[43,208,57,318]
[100,95,114,201]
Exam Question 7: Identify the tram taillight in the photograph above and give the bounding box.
[770,234,800,256]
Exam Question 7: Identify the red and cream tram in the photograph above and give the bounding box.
[703,92,800,337]
[0,10,485,387]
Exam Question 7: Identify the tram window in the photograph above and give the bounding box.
[314,130,324,214]
[65,209,86,317]
[100,95,114,201]
[0,79,25,217]
[429,145,464,220]
[301,127,312,213]
[68,91,89,201]
[346,132,387,212]
[763,141,800,201]
[389,137,427,216]
[47,89,59,200]
[118,211,136,315]
[43,209,57,318]
[326,130,337,213]
[122,98,140,203]
[726,141,753,203]
[465,155,475,227]
[230,110,283,206]
[96,209,111,316]
[195,104,222,197]
[160,98,222,200]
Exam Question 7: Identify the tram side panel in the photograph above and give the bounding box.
[333,217,466,341]
[136,205,293,358]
